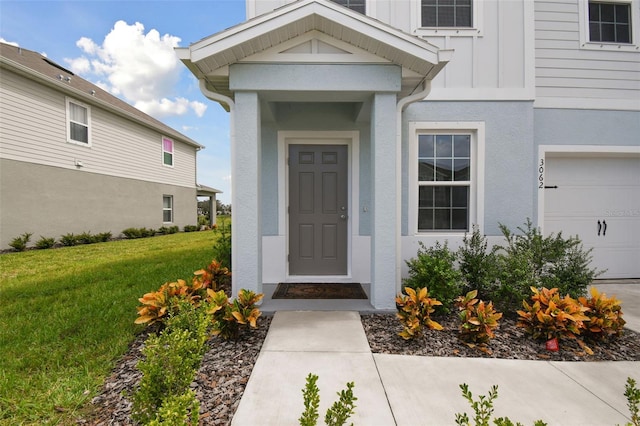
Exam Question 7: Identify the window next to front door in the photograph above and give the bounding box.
[418,134,471,231]
[409,122,485,235]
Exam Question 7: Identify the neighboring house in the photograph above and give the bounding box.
[177,0,640,309]
[0,43,205,249]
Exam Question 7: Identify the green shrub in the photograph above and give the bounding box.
[457,225,500,300]
[142,228,157,238]
[455,383,547,426]
[212,219,231,270]
[131,313,208,425]
[198,215,208,228]
[493,247,538,314]
[299,373,357,426]
[94,231,112,243]
[403,241,462,313]
[497,219,601,301]
[183,225,198,233]
[300,373,320,426]
[35,236,56,249]
[148,390,200,426]
[9,232,32,251]
[122,228,143,239]
[395,287,443,340]
[158,226,179,235]
[622,377,640,426]
[60,233,78,246]
[76,231,94,245]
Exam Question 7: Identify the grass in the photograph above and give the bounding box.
[0,228,223,425]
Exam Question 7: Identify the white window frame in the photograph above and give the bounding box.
[65,97,91,146]
[330,0,366,14]
[408,121,485,236]
[162,136,174,167]
[578,0,640,51]
[163,195,174,223]
[411,0,484,37]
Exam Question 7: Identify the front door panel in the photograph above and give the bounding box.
[289,144,348,275]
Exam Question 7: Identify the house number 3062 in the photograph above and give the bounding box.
[538,159,544,189]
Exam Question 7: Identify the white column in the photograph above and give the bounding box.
[370,92,398,309]
[231,91,262,296]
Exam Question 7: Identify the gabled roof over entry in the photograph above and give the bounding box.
[176,0,452,104]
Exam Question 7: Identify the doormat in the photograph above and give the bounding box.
[272,283,368,299]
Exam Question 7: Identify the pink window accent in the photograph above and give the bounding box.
[163,138,174,153]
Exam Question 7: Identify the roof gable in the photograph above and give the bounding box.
[239,30,392,65]
[177,0,452,99]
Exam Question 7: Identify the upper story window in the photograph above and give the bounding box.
[162,137,174,167]
[66,98,91,146]
[422,0,472,28]
[412,0,483,37]
[589,1,632,43]
[578,0,639,51]
[331,0,365,14]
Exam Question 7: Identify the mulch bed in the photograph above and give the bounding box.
[78,311,640,425]
[362,313,640,362]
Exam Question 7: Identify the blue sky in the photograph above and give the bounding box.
[0,0,249,204]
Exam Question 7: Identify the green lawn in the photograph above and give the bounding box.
[0,229,222,424]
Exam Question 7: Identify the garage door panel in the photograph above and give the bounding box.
[544,155,640,279]
[546,187,638,216]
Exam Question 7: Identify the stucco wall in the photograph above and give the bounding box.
[534,109,640,148]
[0,159,197,249]
[403,100,536,236]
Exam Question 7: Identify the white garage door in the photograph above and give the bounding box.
[544,154,640,279]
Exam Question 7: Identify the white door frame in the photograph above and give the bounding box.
[278,130,360,282]
[537,144,640,235]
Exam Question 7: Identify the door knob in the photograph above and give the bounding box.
[340,214,347,220]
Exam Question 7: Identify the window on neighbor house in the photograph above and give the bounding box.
[331,0,365,14]
[163,195,173,223]
[162,137,174,167]
[66,98,90,145]
[421,0,473,28]
[588,1,632,43]
[418,134,471,231]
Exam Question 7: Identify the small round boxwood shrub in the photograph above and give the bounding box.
[403,241,462,314]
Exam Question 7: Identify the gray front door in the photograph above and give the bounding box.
[289,144,348,275]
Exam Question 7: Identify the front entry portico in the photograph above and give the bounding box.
[177,0,451,309]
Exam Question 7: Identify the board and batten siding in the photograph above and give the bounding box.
[535,0,640,110]
[247,0,534,100]
[0,69,197,188]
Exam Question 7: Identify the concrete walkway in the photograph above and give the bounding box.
[232,284,640,425]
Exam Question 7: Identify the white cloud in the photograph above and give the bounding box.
[65,20,205,119]
[0,38,19,47]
